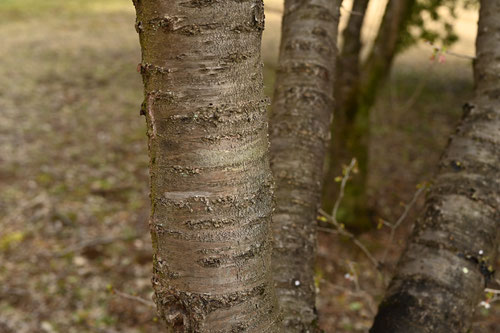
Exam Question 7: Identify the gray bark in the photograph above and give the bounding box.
[269,1,341,331]
[370,1,500,332]
[133,0,282,331]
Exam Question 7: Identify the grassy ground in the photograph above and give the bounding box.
[0,1,498,332]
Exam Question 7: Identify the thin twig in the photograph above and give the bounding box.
[318,157,380,269]
[485,288,500,295]
[113,289,156,308]
[381,185,426,263]
[332,158,357,220]
[320,208,380,270]
[57,234,138,257]
[326,281,377,315]
[425,40,476,60]
[347,261,361,292]
[340,4,364,16]
[318,226,339,235]
[399,62,436,111]
[489,296,500,305]
[1,286,28,296]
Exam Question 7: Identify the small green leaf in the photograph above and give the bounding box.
[317,216,328,222]
[349,301,363,311]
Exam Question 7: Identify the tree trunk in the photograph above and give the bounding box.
[370,1,500,331]
[269,0,341,331]
[359,0,415,112]
[335,0,369,116]
[322,0,370,231]
[133,1,282,331]
[323,0,416,231]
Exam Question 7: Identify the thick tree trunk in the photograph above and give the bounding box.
[370,1,500,332]
[269,0,340,331]
[323,0,415,231]
[133,1,282,331]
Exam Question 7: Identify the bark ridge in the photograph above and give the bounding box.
[134,0,282,331]
[270,0,340,331]
[371,1,500,332]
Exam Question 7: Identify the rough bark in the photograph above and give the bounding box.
[269,1,340,331]
[133,0,282,331]
[370,1,500,332]
[323,0,416,231]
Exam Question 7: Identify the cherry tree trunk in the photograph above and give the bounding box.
[133,0,282,331]
[269,0,340,331]
[371,1,500,331]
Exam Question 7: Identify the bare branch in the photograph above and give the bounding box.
[340,4,364,16]
[484,288,500,295]
[332,158,357,220]
[322,279,378,315]
[381,185,426,263]
[57,234,139,257]
[317,226,339,235]
[318,157,380,269]
[425,40,476,60]
[399,62,436,111]
[320,208,380,270]
[347,261,361,292]
[112,289,156,308]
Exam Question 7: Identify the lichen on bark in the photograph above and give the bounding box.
[133,0,282,331]
[370,1,500,332]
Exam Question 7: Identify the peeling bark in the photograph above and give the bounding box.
[370,1,500,332]
[133,0,282,331]
[269,1,341,331]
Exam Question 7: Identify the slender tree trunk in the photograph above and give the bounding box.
[269,1,341,331]
[359,0,415,113]
[334,0,369,116]
[323,0,415,231]
[371,1,500,331]
[133,1,282,331]
[322,0,370,231]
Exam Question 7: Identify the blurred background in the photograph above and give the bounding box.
[0,0,497,332]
